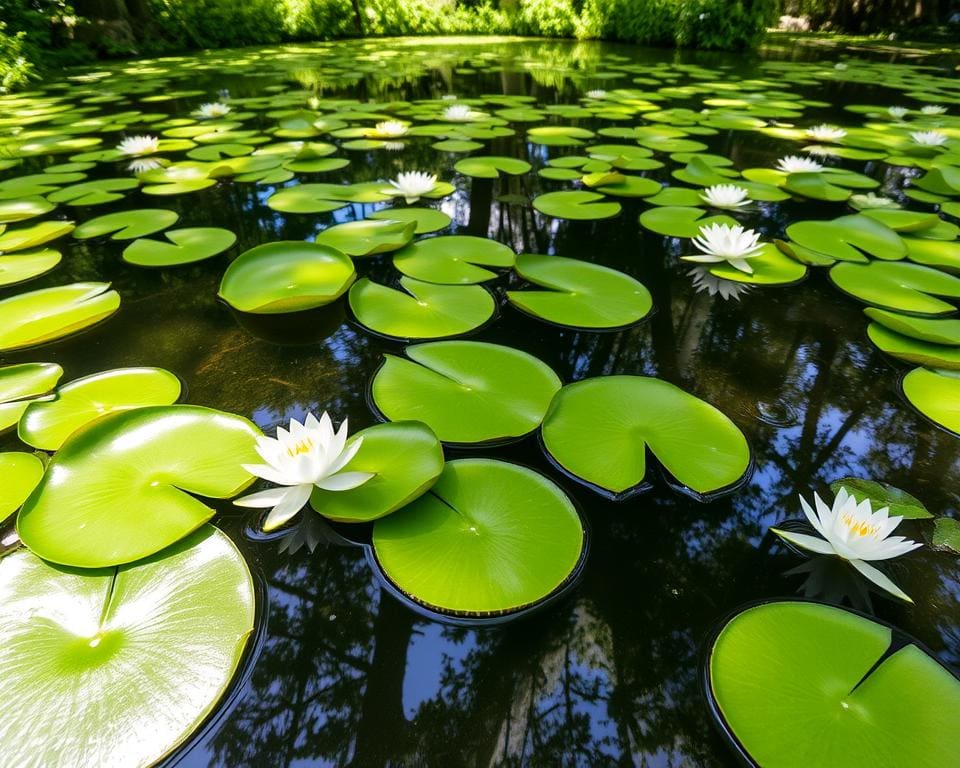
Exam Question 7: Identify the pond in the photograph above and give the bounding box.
[0,35,959,768]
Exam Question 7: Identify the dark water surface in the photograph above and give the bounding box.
[1,36,958,768]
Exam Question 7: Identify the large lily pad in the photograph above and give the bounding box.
[74,209,179,240]
[393,235,515,284]
[541,375,751,499]
[18,405,261,567]
[0,221,74,253]
[218,241,356,314]
[309,421,444,523]
[19,367,182,450]
[533,191,621,221]
[507,254,652,329]
[371,458,585,617]
[0,197,55,224]
[785,215,906,263]
[454,155,531,178]
[829,261,960,316]
[0,362,63,432]
[708,601,960,768]
[0,526,254,768]
[638,206,737,237]
[0,452,44,523]
[865,307,960,345]
[122,228,236,267]
[266,182,389,213]
[868,323,960,370]
[0,248,61,287]
[314,219,415,257]
[349,277,495,340]
[709,243,808,286]
[371,341,562,444]
[0,282,121,352]
[368,207,451,234]
[902,367,960,435]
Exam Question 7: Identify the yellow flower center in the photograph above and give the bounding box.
[841,512,879,538]
[286,437,314,458]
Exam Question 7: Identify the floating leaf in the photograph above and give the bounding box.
[19,367,182,451]
[371,459,585,616]
[709,243,808,286]
[533,191,621,220]
[638,206,737,237]
[369,207,451,234]
[902,367,960,435]
[349,277,494,340]
[783,172,851,201]
[785,215,906,263]
[46,178,139,206]
[0,526,254,767]
[121,228,236,267]
[0,282,121,352]
[830,261,960,316]
[267,182,390,213]
[541,376,751,499]
[372,341,562,444]
[0,249,61,287]
[309,421,444,523]
[0,197,55,224]
[0,221,74,253]
[18,405,260,567]
[0,362,63,432]
[904,237,960,272]
[865,307,960,346]
[527,125,594,146]
[708,601,960,768]
[454,155,531,178]
[0,452,44,523]
[507,254,652,329]
[393,235,515,284]
[74,209,179,240]
[594,174,661,198]
[315,219,415,257]
[218,242,356,314]
[932,517,960,554]
[828,477,932,519]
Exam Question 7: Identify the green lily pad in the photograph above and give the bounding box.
[527,125,594,146]
[0,172,86,199]
[904,237,960,272]
[349,277,494,340]
[783,172,852,202]
[369,207,451,234]
[0,221,74,253]
[46,178,139,206]
[18,405,261,567]
[594,174,662,198]
[0,526,254,768]
[541,375,751,499]
[828,478,932,520]
[708,601,960,768]
[122,228,236,267]
[533,191,621,220]
[432,139,484,153]
[644,187,706,207]
[0,197,56,224]
[0,362,63,432]
[0,249,61,287]
[932,517,960,554]
[867,323,960,370]
[74,209,179,240]
[709,243,809,286]
[0,282,121,352]
[902,367,960,435]
[829,261,960,316]
[638,206,737,237]
[315,219,415,257]
[453,156,531,178]
[19,367,182,451]
[0,452,44,523]
[393,235,515,285]
[371,341,562,444]
[860,208,943,233]
[309,421,444,523]
[865,307,960,346]
[539,167,583,181]
[266,182,390,213]
[507,254,652,329]
[218,241,356,314]
[371,458,585,616]
[785,215,906,263]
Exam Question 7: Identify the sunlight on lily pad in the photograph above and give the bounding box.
[393,235,515,284]
[315,219,415,257]
[0,282,121,352]
[901,367,960,436]
[122,228,236,267]
[0,452,44,523]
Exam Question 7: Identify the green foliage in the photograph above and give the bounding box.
[147,0,285,48]
[0,22,35,92]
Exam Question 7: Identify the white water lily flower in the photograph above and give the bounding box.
[776,155,823,173]
[773,487,922,602]
[127,157,163,174]
[685,223,765,274]
[374,120,408,138]
[443,104,474,122]
[888,106,909,119]
[387,171,437,203]
[911,130,948,146]
[687,266,752,301]
[921,104,947,115]
[805,123,846,142]
[196,102,231,119]
[234,412,374,532]
[700,184,751,209]
[586,89,607,99]
[834,62,848,70]
[117,134,159,156]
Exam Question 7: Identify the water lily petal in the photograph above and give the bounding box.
[326,434,364,476]
[849,558,913,603]
[233,485,297,508]
[261,484,313,532]
[800,494,828,538]
[771,528,836,556]
[241,462,298,486]
[315,470,375,491]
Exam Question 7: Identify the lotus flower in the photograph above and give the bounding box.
[911,130,948,147]
[687,266,751,301]
[888,106,908,119]
[586,89,607,99]
[117,134,159,156]
[443,104,474,122]
[772,487,922,602]
[235,412,373,532]
[196,102,231,119]
[805,124,846,142]
[373,120,408,138]
[700,184,751,209]
[685,223,765,274]
[921,105,947,115]
[387,171,437,203]
[776,155,823,173]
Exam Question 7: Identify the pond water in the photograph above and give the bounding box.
[1,35,959,767]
